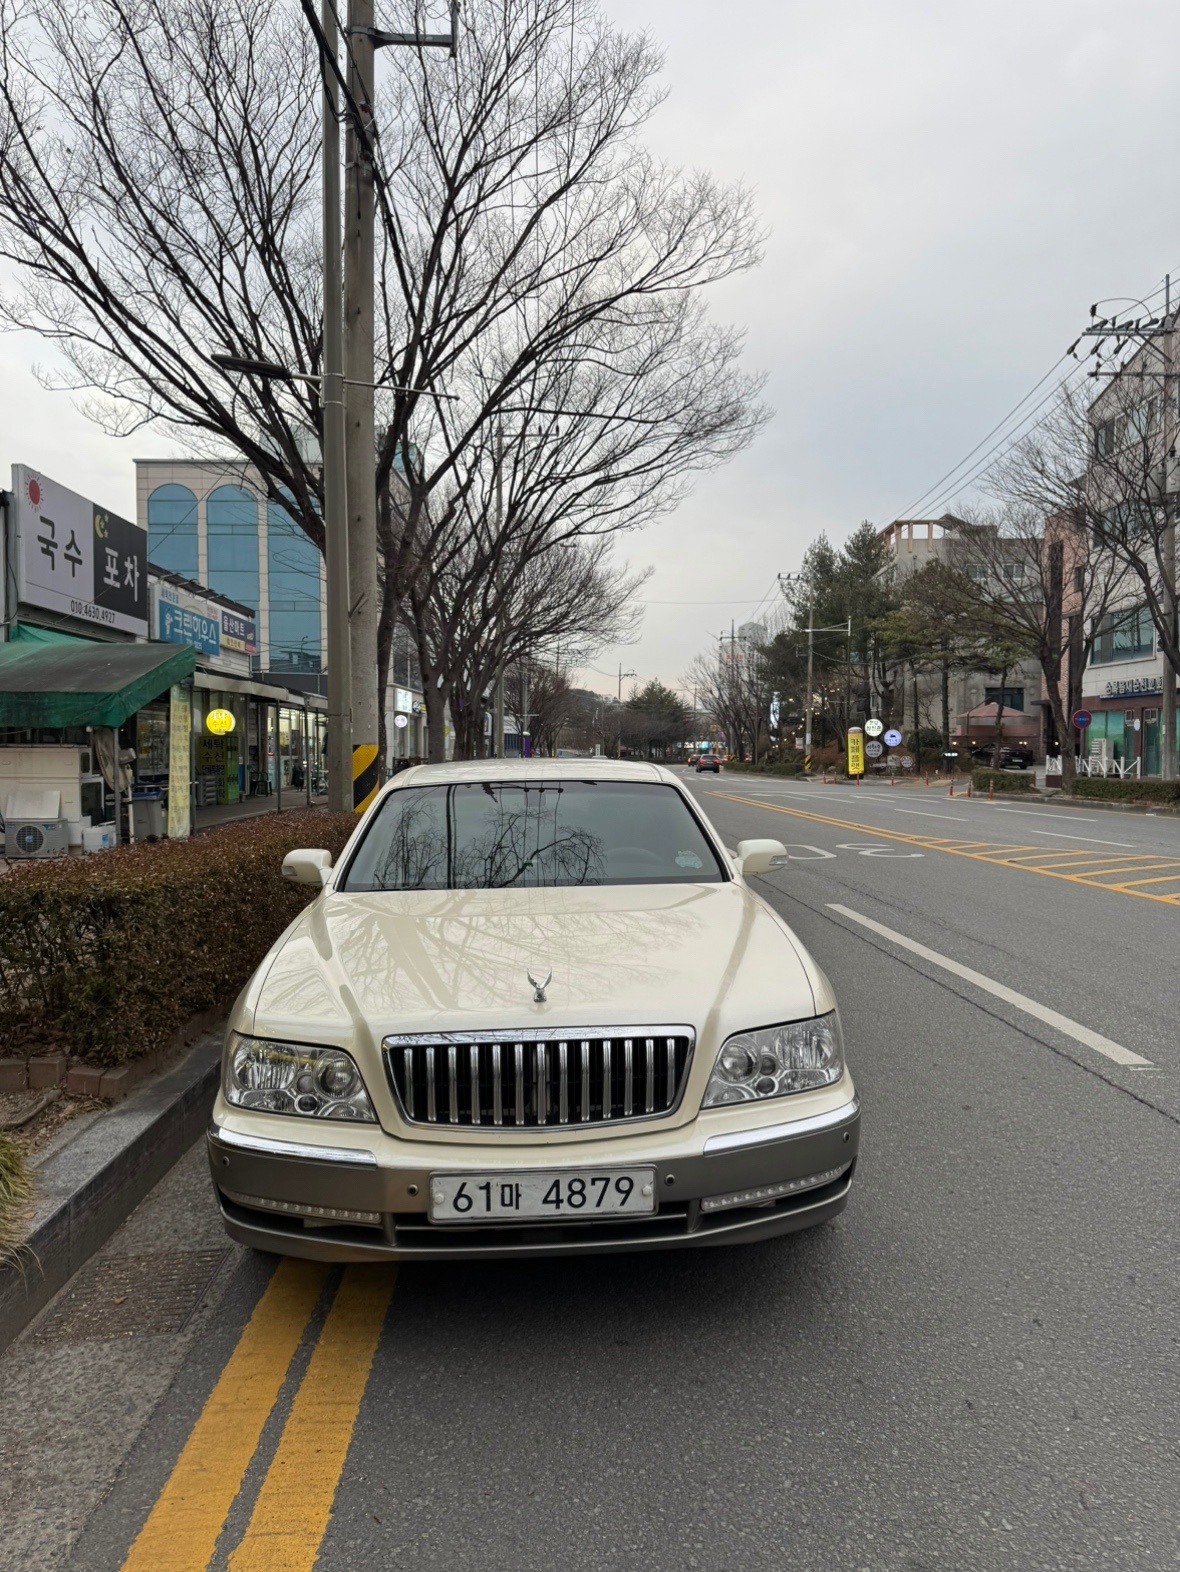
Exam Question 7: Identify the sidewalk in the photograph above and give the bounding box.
[193,791,329,834]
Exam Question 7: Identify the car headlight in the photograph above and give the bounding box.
[224,1034,376,1122]
[703,1013,844,1107]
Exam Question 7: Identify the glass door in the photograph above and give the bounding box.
[1143,708,1160,776]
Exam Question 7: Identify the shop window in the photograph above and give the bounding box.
[267,502,322,671]
[1090,605,1154,664]
[207,485,260,611]
[147,484,198,578]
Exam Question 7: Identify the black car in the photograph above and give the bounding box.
[970,743,1035,770]
[695,754,721,774]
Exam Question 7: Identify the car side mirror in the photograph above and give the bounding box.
[736,838,788,877]
[282,848,334,886]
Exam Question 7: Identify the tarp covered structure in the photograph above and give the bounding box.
[0,632,195,728]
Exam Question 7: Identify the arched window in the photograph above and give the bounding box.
[147,484,198,578]
[206,485,259,610]
[267,501,322,671]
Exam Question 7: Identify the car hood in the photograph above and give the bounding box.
[245,881,824,1052]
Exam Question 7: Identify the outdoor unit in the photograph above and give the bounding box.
[3,789,69,860]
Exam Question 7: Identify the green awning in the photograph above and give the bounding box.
[0,638,196,728]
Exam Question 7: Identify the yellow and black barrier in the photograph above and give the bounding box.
[352,743,380,813]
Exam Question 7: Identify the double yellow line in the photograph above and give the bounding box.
[123,1261,394,1571]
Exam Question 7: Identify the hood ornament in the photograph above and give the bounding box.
[527,967,552,1003]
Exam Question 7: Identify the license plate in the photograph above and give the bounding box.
[428,1167,657,1224]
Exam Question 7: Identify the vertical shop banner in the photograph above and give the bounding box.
[12,465,148,635]
[168,685,192,840]
[846,728,864,776]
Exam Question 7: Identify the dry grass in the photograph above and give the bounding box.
[0,1133,34,1264]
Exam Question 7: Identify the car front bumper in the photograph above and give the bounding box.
[207,1091,861,1261]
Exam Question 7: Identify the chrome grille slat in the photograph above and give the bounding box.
[388,1028,693,1131]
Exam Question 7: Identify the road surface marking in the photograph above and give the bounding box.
[121,1259,329,1572]
[827,904,1151,1067]
[894,809,970,821]
[709,792,1180,906]
[228,1265,395,1572]
[993,807,1096,822]
[1027,829,1136,847]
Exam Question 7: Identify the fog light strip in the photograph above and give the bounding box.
[700,1164,850,1213]
[224,1188,381,1226]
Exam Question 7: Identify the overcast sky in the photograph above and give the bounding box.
[3,0,1180,699]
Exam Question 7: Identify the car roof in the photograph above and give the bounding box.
[382,758,680,791]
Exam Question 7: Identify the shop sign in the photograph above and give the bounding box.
[221,609,257,655]
[158,597,220,656]
[206,708,236,735]
[168,685,191,840]
[846,728,864,775]
[11,464,148,636]
[1102,675,1161,697]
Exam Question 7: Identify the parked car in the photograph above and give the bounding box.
[696,754,721,774]
[208,759,860,1262]
[970,743,1035,770]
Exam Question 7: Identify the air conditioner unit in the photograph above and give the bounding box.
[5,818,70,859]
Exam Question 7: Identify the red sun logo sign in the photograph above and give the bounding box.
[25,475,42,509]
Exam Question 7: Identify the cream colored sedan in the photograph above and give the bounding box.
[207,759,860,1260]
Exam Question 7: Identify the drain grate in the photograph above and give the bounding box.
[33,1249,231,1342]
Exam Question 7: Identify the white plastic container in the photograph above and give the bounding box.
[67,815,91,847]
[82,824,117,853]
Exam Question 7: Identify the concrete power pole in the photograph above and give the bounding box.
[343,0,380,813]
[492,423,505,758]
[1161,280,1177,780]
[321,0,352,815]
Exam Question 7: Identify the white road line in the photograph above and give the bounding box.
[1027,829,1136,848]
[894,809,970,822]
[827,903,1151,1067]
[993,807,1095,822]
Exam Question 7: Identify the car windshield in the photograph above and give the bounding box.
[340,780,728,891]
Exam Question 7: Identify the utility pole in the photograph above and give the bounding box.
[343,0,379,812]
[616,665,636,758]
[322,0,352,815]
[804,594,814,769]
[1162,275,1177,780]
[493,423,506,758]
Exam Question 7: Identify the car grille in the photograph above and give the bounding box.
[384,1027,694,1129]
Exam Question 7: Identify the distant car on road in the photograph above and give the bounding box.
[686,754,700,768]
[970,743,1035,770]
[696,754,721,774]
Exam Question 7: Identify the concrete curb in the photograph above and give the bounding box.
[0,1033,222,1354]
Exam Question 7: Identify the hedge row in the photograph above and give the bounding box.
[1069,778,1180,804]
[0,811,357,1067]
[971,769,1035,794]
[721,762,809,777]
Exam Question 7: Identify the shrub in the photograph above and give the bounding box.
[723,761,807,777]
[0,810,357,1067]
[971,769,1035,794]
[1070,778,1180,805]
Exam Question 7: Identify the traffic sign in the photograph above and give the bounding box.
[865,740,884,758]
[900,755,914,770]
[883,727,902,748]
[864,718,884,738]
[1073,709,1092,730]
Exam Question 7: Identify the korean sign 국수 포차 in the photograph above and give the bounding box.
[12,465,148,636]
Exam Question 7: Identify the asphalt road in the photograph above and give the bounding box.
[4,773,1178,1571]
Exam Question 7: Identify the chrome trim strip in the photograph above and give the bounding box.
[666,1037,675,1109]
[514,1042,524,1126]
[385,1024,694,1047]
[492,1043,502,1126]
[447,1045,458,1124]
[558,1041,569,1124]
[580,1040,590,1123]
[644,1037,654,1115]
[426,1048,436,1123]
[536,1042,548,1124]
[403,1047,414,1121]
[702,1095,861,1155]
[602,1038,613,1119]
[469,1043,480,1125]
[209,1123,378,1167]
[623,1038,633,1118]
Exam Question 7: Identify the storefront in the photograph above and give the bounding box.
[1082,675,1178,776]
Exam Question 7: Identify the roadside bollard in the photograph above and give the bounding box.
[966,780,972,798]
[988,781,994,800]
[924,774,929,786]
[948,778,954,797]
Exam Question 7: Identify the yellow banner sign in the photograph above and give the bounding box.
[847,729,864,776]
